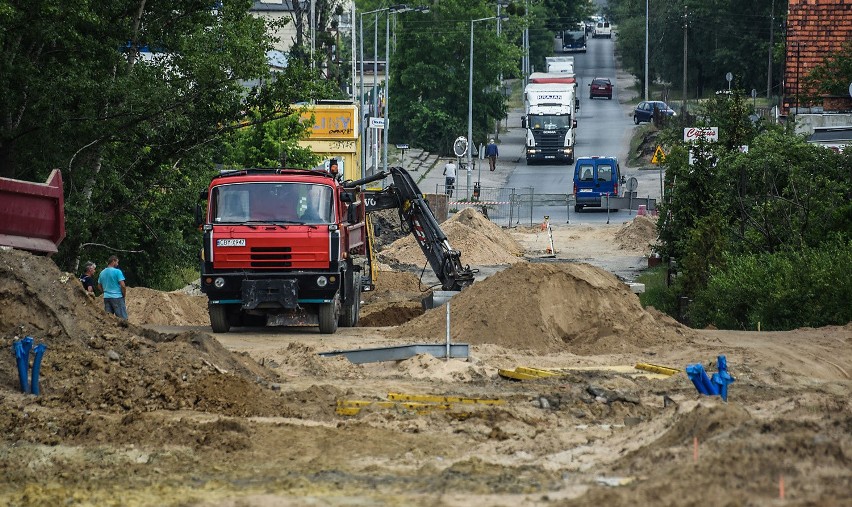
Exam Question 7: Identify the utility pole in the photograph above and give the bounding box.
[644,0,649,101]
[682,7,688,114]
[767,0,774,98]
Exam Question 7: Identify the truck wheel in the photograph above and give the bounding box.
[318,297,340,334]
[339,274,361,327]
[209,304,231,333]
[574,204,583,213]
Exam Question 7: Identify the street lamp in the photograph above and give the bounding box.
[468,15,508,193]
[358,5,427,177]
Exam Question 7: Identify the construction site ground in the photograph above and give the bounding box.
[1,210,850,506]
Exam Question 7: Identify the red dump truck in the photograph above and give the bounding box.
[0,169,66,254]
[198,166,473,334]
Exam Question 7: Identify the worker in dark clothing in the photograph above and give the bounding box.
[485,139,498,171]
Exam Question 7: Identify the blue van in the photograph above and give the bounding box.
[573,156,623,212]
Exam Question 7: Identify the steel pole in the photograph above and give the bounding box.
[468,20,474,174]
[644,0,649,101]
[383,12,390,173]
[359,14,365,177]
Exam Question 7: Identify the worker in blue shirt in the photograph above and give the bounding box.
[98,255,128,319]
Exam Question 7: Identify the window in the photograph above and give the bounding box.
[212,182,333,224]
[597,164,613,182]
[579,165,594,181]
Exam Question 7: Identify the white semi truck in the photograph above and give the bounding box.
[522,80,578,164]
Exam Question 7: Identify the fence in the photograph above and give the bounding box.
[435,184,573,228]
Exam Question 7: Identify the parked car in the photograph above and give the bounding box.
[633,101,676,124]
[588,78,612,100]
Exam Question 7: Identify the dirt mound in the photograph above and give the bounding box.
[379,207,524,266]
[0,249,284,416]
[126,287,209,326]
[615,215,658,252]
[388,262,694,353]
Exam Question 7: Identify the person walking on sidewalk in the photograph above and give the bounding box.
[98,255,128,319]
[443,159,457,197]
[485,139,499,171]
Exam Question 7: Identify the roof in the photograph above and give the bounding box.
[808,126,852,143]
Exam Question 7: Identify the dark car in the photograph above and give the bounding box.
[633,101,676,124]
[588,78,612,100]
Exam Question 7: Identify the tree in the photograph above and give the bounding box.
[802,40,852,104]
[0,1,326,288]
[609,0,782,100]
[389,0,521,154]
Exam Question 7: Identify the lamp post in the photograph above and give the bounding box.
[468,15,508,198]
[358,5,426,177]
[644,0,649,101]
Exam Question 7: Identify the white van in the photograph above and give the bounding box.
[594,20,612,38]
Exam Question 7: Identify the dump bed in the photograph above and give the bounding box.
[0,169,65,254]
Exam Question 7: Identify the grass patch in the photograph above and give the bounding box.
[627,124,657,168]
[636,265,677,317]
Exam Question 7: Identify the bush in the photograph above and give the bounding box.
[636,266,679,316]
[688,240,852,330]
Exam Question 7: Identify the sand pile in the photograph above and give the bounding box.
[379,207,525,266]
[615,215,658,252]
[126,287,209,327]
[0,249,284,416]
[388,262,693,354]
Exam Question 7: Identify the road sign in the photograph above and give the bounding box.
[395,144,409,150]
[684,127,719,142]
[651,145,666,165]
[452,136,469,158]
[369,117,385,129]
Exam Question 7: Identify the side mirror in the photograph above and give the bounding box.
[620,175,626,184]
[194,203,204,228]
[521,116,527,128]
[572,119,578,129]
[340,192,355,204]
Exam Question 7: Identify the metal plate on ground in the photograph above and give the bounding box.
[319,343,470,364]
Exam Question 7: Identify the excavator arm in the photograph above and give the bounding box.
[345,167,475,291]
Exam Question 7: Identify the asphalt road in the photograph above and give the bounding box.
[499,34,663,225]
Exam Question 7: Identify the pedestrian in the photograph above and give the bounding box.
[485,138,499,171]
[443,159,457,197]
[79,261,96,296]
[97,255,128,319]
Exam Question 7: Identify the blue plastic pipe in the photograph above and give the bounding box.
[13,340,29,393]
[711,355,735,402]
[30,344,47,395]
[686,363,719,396]
[22,336,33,361]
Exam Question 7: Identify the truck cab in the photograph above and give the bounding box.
[523,82,577,164]
[573,156,623,212]
[199,168,367,334]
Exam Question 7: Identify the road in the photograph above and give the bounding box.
[504,35,663,225]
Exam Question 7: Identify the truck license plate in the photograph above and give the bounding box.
[216,238,246,247]
[579,189,592,193]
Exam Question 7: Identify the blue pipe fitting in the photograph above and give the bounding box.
[13,340,29,393]
[30,344,47,395]
[711,355,736,402]
[685,363,719,396]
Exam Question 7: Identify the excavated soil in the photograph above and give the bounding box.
[1,209,850,507]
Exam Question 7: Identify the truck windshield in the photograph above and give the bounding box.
[565,31,585,42]
[528,115,572,130]
[211,182,334,224]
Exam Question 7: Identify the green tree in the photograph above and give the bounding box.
[610,0,783,100]
[0,1,325,288]
[388,0,521,154]
[802,41,852,105]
